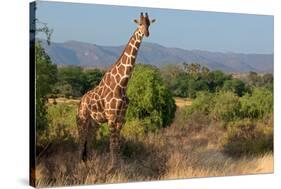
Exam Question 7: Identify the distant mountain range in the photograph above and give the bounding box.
[40,39,273,73]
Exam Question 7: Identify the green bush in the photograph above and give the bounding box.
[159,64,233,98]
[121,119,147,139]
[39,103,77,145]
[126,64,176,131]
[185,91,214,117]
[222,117,273,156]
[240,87,273,119]
[54,67,104,97]
[222,79,247,96]
[35,42,58,133]
[211,91,241,122]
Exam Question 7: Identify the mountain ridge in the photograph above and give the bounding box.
[40,39,273,73]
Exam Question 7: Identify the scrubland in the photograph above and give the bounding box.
[35,100,273,187]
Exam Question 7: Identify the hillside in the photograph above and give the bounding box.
[40,39,273,73]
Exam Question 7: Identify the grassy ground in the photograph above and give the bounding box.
[174,97,192,107]
[35,98,273,187]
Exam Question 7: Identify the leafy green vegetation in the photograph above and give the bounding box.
[212,91,241,122]
[45,103,77,142]
[36,58,273,159]
[52,66,104,98]
[240,87,273,119]
[35,42,58,133]
[126,64,176,132]
[160,63,239,98]
[184,86,273,156]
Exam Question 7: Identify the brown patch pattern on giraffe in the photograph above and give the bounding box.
[76,12,155,170]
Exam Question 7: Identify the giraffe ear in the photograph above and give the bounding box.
[133,19,139,24]
[151,19,156,24]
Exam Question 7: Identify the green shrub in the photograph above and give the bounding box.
[39,103,77,145]
[240,87,273,119]
[126,64,176,131]
[211,91,240,122]
[222,79,247,96]
[222,117,273,156]
[185,91,214,117]
[35,42,58,133]
[121,119,147,139]
[98,123,110,138]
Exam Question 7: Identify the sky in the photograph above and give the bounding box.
[36,1,274,54]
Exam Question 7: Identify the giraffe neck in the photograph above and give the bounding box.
[120,27,144,67]
[107,28,144,90]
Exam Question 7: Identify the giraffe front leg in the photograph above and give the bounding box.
[86,120,99,158]
[107,121,122,173]
[77,117,90,162]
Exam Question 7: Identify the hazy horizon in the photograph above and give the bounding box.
[36,1,274,54]
[37,37,273,55]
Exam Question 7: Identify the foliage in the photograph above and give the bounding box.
[222,78,247,96]
[240,87,273,119]
[182,85,273,157]
[126,64,176,131]
[160,63,233,98]
[183,62,210,75]
[211,91,241,122]
[36,42,58,133]
[121,119,146,139]
[46,103,77,139]
[244,72,273,89]
[56,67,85,97]
[206,70,232,92]
[84,69,104,91]
[185,91,214,117]
[53,67,104,98]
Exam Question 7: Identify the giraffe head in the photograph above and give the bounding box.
[134,12,156,37]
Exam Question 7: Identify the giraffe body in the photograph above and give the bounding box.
[77,13,155,169]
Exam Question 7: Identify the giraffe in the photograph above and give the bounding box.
[76,12,156,170]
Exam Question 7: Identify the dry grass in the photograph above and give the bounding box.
[49,97,191,107]
[174,97,192,107]
[48,97,80,104]
[35,102,273,187]
[162,146,273,179]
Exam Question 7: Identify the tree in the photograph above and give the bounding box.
[35,42,58,132]
[207,70,231,92]
[223,79,246,96]
[126,64,176,132]
[173,72,190,97]
[83,68,104,93]
[56,66,86,97]
[183,63,201,74]
[263,73,273,84]
[201,66,210,74]
[32,15,57,133]
[262,73,273,91]
[53,67,104,97]
[160,64,185,96]
[247,71,261,86]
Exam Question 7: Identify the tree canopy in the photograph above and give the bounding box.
[126,64,176,131]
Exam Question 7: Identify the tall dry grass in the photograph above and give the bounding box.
[35,102,273,187]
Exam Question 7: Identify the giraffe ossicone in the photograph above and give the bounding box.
[76,12,156,169]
